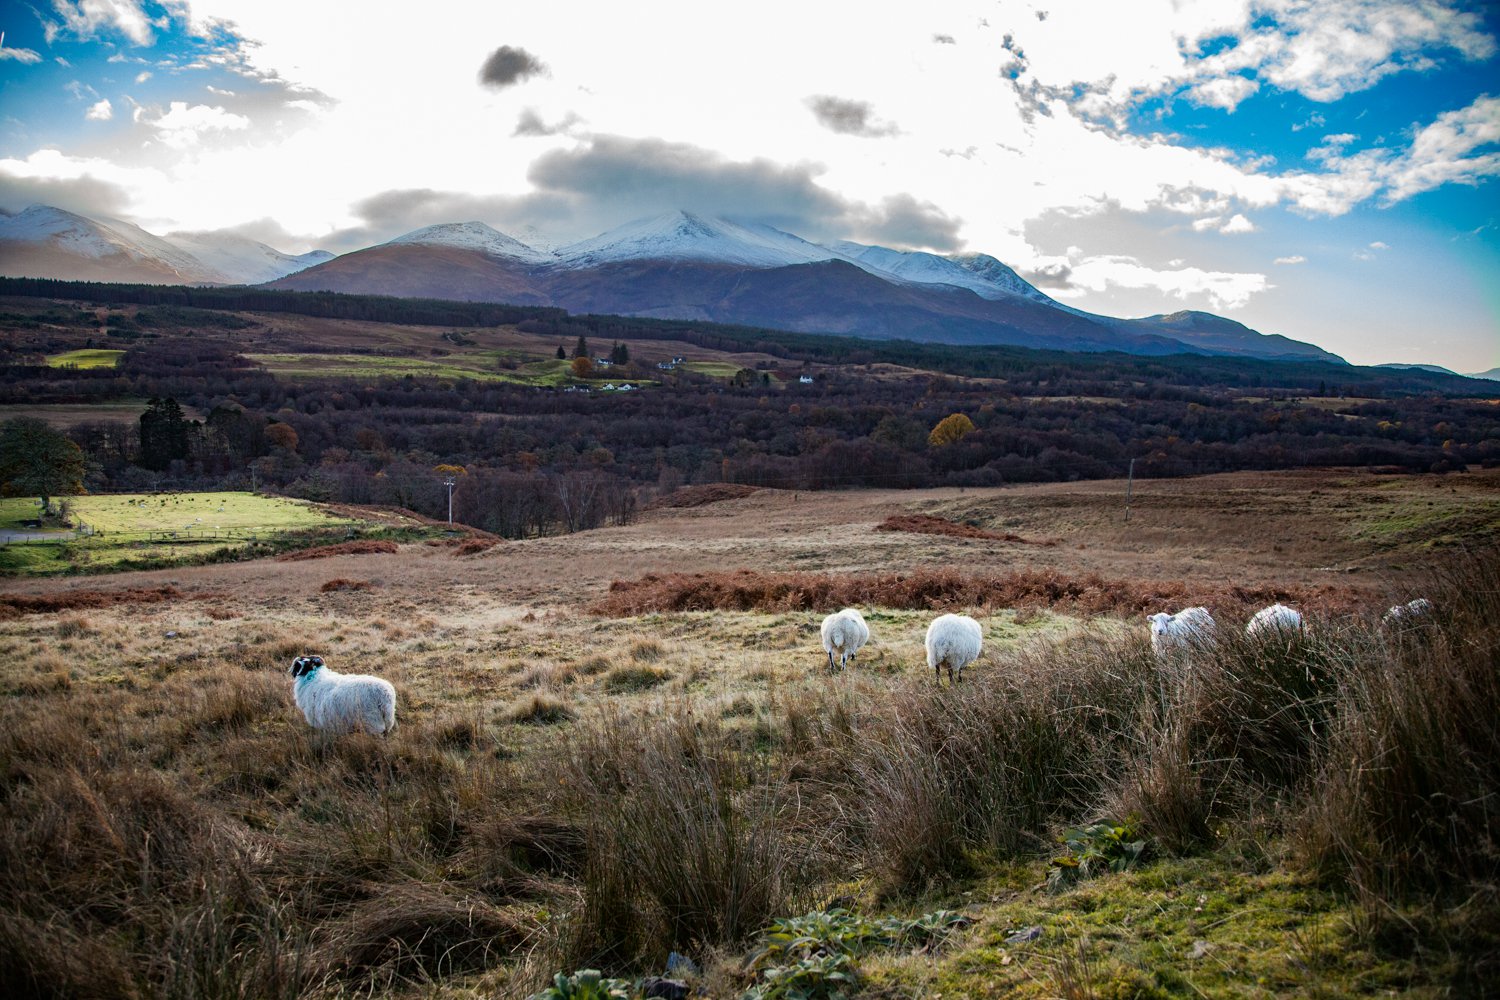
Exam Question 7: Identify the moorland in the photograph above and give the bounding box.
[1,278,1498,999]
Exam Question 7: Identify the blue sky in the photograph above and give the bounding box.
[1,0,1497,372]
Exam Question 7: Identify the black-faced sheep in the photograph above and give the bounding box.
[289,655,397,734]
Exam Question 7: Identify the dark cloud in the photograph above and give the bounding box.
[513,108,582,137]
[848,194,962,252]
[322,188,572,252]
[0,172,131,218]
[932,33,956,44]
[326,136,965,254]
[529,135,962,250]
[1023,262,1073,288]
[479,45,547,89]
[806,95,899,137]
[526,135,851,233]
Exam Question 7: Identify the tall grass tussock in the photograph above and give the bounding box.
[1,548,1495,996]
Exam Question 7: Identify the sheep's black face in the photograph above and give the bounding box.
[291,655,325,678]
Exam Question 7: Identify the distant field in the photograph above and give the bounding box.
[0,401,204,428]
[45,348,124,369]
[245,352,521,382]
[0,491,366,576]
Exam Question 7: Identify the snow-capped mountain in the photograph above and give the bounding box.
[0,205,332,284]
[167,231,334,284]
[826,240,1066,308]
[555,211,843,269]
[0,205,221,283]
[388,221,555,264]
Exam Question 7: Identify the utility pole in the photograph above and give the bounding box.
[1125,457,1135,522]
[443,477,456,525]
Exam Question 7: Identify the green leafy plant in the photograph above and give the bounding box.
[743,951,856,1000]
[1048,818,1147,891]
[529,968,634,1000]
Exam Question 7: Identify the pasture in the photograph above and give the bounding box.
[0,491,372,576]
[44,347,124,369]
[1,468,1495,999]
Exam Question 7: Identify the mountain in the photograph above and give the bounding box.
[8,204,1344,362]
[0,205,331,284]
[556,211,842,269]
[1467,367,1500,381]
[1123,311,1345,363]
[167,231,333,284]
[1376,362,1464,376]
[0,205,222,284]
[388,221,555,264]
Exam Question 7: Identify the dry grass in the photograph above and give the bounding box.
[875,513,1056,545]
[644,483,761,509]
[277,540,400,561]
[591,566,1365,618]
[1,472,1495,997]
[319,578,373,593]
[0,584,190,616]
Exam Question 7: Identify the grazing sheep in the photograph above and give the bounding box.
[289,655,396,734]
[1245,603,1303,639]
[820,607,870,671]
[926,613,983,686]
[1146,606,1218,661]
[1382,598,1434,626]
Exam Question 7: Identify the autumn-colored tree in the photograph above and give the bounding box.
[265,421,299,452]
[434,463,467,477]
[571,356,595,378]
[928,412,976,446]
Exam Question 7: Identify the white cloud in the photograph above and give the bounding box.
[85,98,113,121]
[0,41,43,64]
[1187,75,1258,111]
[1274,254,1306,264]
[1369,240,1389,250]
[1061,253,1270,310]
[1191,215,1223,231]
[146,101,251,148]
[46,0,158,47]
[1220,212,1256,233]
[1283,94,1500,213]
[135,70,151,83]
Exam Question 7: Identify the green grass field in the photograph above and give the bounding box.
[45,348,125,369]
[0,491,367,576]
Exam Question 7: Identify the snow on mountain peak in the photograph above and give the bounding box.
[387,221,554,263]
[555,211,843,269]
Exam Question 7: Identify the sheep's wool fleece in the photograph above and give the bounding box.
[295,667,396,734]
[925,613,983,671]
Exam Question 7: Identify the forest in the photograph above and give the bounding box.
[2,279,1496,538]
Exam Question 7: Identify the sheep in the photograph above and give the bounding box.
[1382,597,1433,626]
[1146,606,1218,661]
[289,655,396,735]
[1245,603,1303,639]
[820,607,870,671]
[926,613,983,686]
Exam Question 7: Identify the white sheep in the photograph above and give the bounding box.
[1146,606,1218,661]
[926,613,983,686]
[1245,603,1303,639]
[820,607,870,671]
[1382,598,1433,626]
[289,655,396,734]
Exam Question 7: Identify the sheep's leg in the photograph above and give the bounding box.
[827,648,837,672]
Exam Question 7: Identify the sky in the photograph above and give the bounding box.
[1,0,1497,373]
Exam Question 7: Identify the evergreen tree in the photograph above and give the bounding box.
[556,344,567,360]
[573,335,589,359]
[139,397,192,471]
[610,341,630,364]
